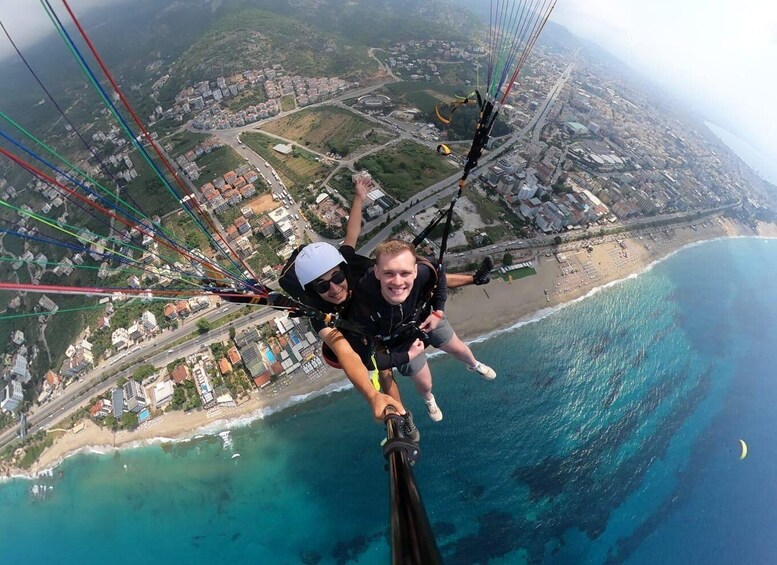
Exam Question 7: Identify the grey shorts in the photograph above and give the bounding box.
[396,316,455,377]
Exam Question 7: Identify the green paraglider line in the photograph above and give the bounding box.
[0,111,182,246]
[0,304,120,321]
[48,0,257,283]
[0,197,207,293]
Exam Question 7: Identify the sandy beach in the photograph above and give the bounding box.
[20,370,349,477]
[13,216,777,478]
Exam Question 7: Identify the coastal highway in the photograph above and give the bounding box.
[0,304,280,450]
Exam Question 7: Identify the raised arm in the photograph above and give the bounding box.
[319,326,404,420]
[342,176,372,248]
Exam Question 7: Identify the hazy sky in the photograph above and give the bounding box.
[552,0,777,165]
[2,1,776,165]
[0,0,106,51]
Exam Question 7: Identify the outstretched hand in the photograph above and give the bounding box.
[354,176,372,200]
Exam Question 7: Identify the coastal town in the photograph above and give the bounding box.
[1,10,775,477]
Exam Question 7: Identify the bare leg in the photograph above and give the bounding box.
[438,332,478,368]
[410,362,434,401]
[378,369,403,403]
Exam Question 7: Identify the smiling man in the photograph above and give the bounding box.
[350,239,496,422]
[292,241,421,437]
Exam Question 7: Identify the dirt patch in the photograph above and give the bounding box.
[447,229,469,248]
[456,196,490,231]
[413,205,441,228]
[247,193,279,215]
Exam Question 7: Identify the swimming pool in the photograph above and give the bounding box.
[265,350,276,363]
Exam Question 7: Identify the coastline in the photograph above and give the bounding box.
[11,217,776,479]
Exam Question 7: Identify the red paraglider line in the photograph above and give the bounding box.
[0,145,232,283]
[60,0,257,281]
[0,281,261,301]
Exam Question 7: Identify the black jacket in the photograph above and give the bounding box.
[348,261,447,362]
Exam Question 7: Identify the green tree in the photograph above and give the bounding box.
[117,376,127,387]
[103,415,118,431]
[185,230,201,249]
[132,364,156,383]
[197,319,212,334]
[171,385,187,410]
[121,412,139,431]
[229,327,236,341]
[503,253,513,266]
[554,235,563,245]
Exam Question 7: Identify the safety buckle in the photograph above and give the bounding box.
[323,312,339,328]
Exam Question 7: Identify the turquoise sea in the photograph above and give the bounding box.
[2,237,776,564]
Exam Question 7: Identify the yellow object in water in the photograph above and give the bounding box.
[739,439,748,460]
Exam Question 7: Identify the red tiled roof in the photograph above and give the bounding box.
[171,364,190,384]
[227,347,241,364]
[45,370,61,386]
[218,358,233,374]
[253,371,271,388]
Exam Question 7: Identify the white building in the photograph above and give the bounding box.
[112,328,131,351]
[123,380,147,413]
[10,354,32,384]
[0,381,24,413]
[141,311,159,332]
[153,380,174,408]
[127,322,144,341]
[268,207,295,240]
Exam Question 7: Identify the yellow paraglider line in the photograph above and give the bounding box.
[739,439,748,460]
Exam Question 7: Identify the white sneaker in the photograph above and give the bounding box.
[425,395,443,422]
[468,361,496,380]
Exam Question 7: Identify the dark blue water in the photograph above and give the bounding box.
[1,237,776,564]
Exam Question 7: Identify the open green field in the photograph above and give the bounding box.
[496,266,536,281]
[241,131,332,196]
[382,81,510,141]
[280,95,296,112]
[247,233,286,270]
[327,168,357,203]
[261,106,393,157]
[161,212,224,262]
[196,146,247,183]
[465,189,505,224]
[384,82,465,112]
[165,131,212,156]
[123,159,181,218]
[224,89,268,112]
[354,140,456,202]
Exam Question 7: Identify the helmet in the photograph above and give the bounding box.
[294,242,347,287]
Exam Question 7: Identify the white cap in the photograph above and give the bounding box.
[295,242,346,287]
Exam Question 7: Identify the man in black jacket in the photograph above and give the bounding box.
[349,239,496,423]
